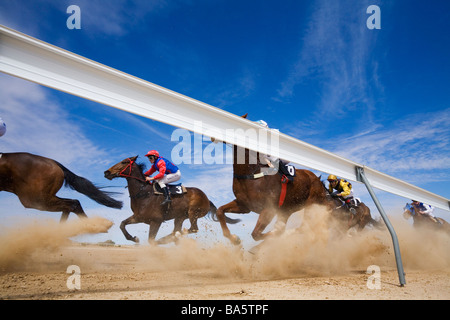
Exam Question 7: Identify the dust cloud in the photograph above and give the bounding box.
[0,216,113,271]
[0,205,448,279]
[134,205,450,279]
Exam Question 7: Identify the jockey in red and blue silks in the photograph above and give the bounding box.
[144,150,181,205]
[411,200,439,224]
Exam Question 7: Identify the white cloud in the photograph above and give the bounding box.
[0,74,108,170]
[276,1,381,126]
[326,108,450,183]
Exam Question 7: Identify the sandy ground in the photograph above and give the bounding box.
[0,207,449,301]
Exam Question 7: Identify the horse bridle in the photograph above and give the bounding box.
[118,158,146,182]
[118,158,151,199]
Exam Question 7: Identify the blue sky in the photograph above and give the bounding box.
[1,0,449,246]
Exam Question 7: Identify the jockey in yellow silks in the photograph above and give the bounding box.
[327,174,357,214]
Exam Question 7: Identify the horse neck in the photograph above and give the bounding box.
[126,164,149,194]
[233,145,262,176]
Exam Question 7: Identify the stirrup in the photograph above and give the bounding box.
[161,196,172,205]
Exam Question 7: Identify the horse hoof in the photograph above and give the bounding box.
[175,231,182,238]
[231,234,241,245]
[133,236,140,243]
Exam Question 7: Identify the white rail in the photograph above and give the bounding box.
[1,25,449,211]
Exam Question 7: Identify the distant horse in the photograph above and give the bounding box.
[214,114,330,244]
[104,156,236,244]
[321,180,382,233]
[403,203,450,235]
[0,152,122,221]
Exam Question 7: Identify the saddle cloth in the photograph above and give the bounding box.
[153,183,187,195]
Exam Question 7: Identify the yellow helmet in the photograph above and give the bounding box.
[327,174,337,181]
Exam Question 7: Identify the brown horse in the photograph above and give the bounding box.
[104,156,234,244]
[0,152,122,221]
[214,116,330,244]
[403,203,450,235]
[321,180,382,234]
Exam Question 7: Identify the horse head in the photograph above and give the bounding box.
[104,156,144,181]
[402,203,415,220]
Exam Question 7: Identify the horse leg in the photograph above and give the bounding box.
[157,217,185,245]
[187,207,205,233]
[216,199,249,245]
[60,212,70,223]
[251,208,276,241]
[358,208,371,231]
[273,213,290,236]
[148,220,163,245]
[62,198,88,220]
[19,194,88,222]
[120,216,140,243]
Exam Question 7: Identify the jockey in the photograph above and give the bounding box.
[327,174,357,214]
[144,150,181,205]
[411,200,439,224]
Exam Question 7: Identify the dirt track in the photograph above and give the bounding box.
[0,209,449,300]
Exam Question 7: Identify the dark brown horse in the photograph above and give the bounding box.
[104,156,234,244]
[0,152,122,221]
[403,203,450,235]
[321,180,382,234]
[214,115,330,244]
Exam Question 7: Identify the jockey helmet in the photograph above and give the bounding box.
[145,150,159,158]
[327,174,337,181]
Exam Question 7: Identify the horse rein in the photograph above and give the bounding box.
[118,158,146,182]
[118,158,152,199]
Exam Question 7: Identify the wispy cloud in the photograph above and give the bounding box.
[73,0,168,37]
[276,1,381,123]
[0,0,169,39]
[325,108,450,183]
[0,75,108,170]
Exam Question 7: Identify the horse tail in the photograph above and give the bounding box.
[56,162,123,209]
[208,201,241,224]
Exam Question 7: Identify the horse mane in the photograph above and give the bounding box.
[136,162,147,174]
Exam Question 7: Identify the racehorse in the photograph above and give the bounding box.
[321,180,382,233]
[104,156,236,244]
[0,152,122,221]
[403,203,450,235]
[213,115,330,244]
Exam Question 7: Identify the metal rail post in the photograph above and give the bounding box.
[356,166,406,286]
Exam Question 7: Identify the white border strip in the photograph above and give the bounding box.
[1,25,448,211]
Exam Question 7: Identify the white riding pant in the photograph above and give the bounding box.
[156,170,181,188]
[331,190,354,200]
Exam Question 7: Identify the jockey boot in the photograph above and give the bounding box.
[161,187,172,205]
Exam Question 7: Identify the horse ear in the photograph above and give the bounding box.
[131,155,138,161]
[241,113,248,119]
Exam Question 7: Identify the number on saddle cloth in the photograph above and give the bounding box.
[279,161,296,183]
